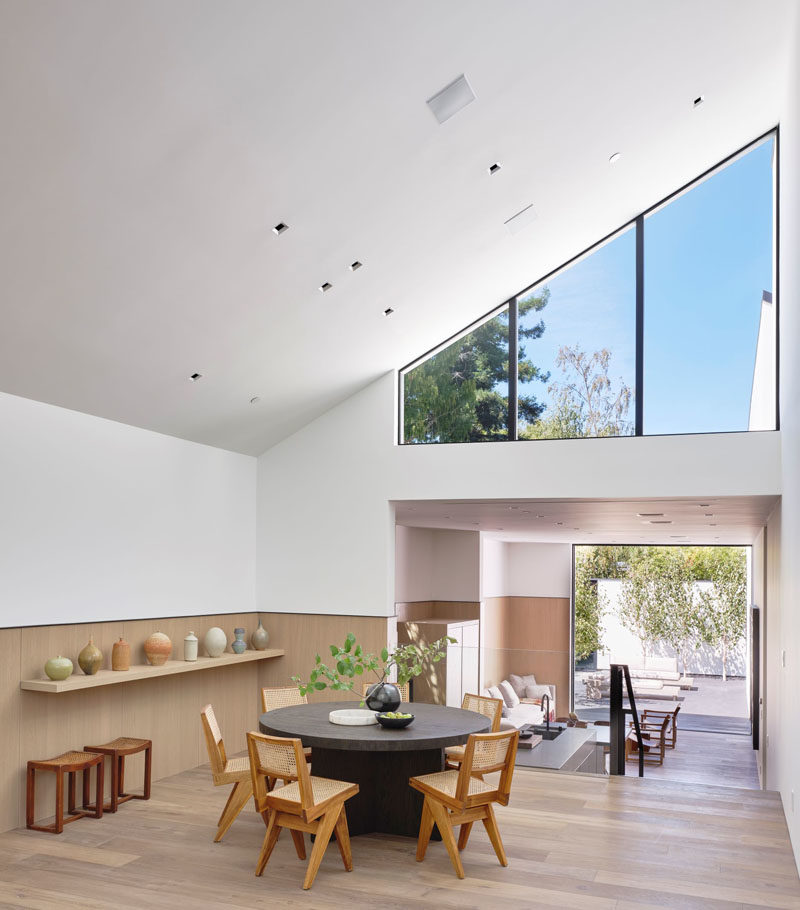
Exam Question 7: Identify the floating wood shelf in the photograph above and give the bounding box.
[20,649,285,693]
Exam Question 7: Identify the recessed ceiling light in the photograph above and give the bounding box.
[536,514,546,519]
[383,308,394,317]
[670,535,688,539]
[504,203,537,236]
[426,74,476,125]
[349,261,363,272]
[319,282,332,293]
[608,152,622,164]
[250,396,261,405]
[704,513,714,517]
[637,512,664,518]
[693,95,705,107]
[555,522,564,526]
[488,162,502,175]
[649,520,673,524]
[699,503,710,507]
[709,523,717,527]
[272,222,289,235]
[188,373,203,382]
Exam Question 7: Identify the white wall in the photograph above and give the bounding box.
[256,369,780,618]
[596,578,746,677]
[772,5,800,865]
[481,538,507,598]
[395,525,480,602]
[0,391,256,626]
[504,543,572,598]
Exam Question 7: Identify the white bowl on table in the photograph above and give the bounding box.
[328,709,378,726]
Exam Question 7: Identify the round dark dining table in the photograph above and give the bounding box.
[259,700,491,837]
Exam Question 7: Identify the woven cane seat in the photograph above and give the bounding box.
[37,751,99,768]
[269,776,355,805]
[444,745,465,761]
[216,755,252,784]
[411,769,494,799]
[86,737,149,752]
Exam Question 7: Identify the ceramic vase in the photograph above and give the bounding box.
[144,631,172,666]
[364,682,402,713]
[251,619,269,651]
[112,637,130,671]
[78,636,103,675]
[204,626,227,658]
[184,631,198,662]
[232,628,247,654]
[45,655,73,681]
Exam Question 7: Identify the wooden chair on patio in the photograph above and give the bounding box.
[641,706,681,748]
[625,714,671,766]
[247,732,358,891]
[410,729,519,879]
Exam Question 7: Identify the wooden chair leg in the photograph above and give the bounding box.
[416,796,435,862]
[26,767,35,829]
[255,810,281,876]
[290,828,307,860]
[82,766,91,811]
[427,799,465,879]
[457,820,474,851]
[303,806,339,890]
[214,779,252,843]
[117,755,125,800]
[482,804,507,867]
[67,771,76,815]
[334,806,353,872]
[94,759,104,819]
[143,746,152,799]
[217,784,238,826]
[108,752,118,812]
[54,769,64,835]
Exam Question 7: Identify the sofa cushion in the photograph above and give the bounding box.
[509,673,537,698]
[525,683,554,701]
[486,685,508,716]
[498,680,520,708]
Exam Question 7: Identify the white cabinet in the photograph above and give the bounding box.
[399,618,479,707]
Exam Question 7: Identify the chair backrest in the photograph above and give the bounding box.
[362,681,411,703]
[461,693,503,732]
[456,730,519,806]
[247,732,312,811]
[261,686,307,714]
[200,704,226,775]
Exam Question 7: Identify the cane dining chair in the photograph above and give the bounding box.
[200,704,253,843]
[247,731,359,890]
[410,729,519,879]
[444,693,503,770]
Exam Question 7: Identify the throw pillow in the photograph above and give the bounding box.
[498,679,520,708]
[486,685,507,715]
[525,683,553,701]
[508,673,534,698]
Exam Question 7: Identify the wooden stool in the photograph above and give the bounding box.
[26,751,104,834]
[83,737,152,812]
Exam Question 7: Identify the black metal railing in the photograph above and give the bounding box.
[609,663,644,777]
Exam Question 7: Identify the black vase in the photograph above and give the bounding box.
[365,682,401,713]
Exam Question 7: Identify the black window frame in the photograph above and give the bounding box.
[398,127,779,445]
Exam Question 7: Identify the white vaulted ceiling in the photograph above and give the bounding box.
[0,1,794,453]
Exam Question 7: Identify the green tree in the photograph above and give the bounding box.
[521,345,632,439]
[573,545,633,660]
[657,549,703,678]
[403,289,550,443]
[698,548,747,681]
[618,556,663,665]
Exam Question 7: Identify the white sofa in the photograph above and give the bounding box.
[483,675,556,732]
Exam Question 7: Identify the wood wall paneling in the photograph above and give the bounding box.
[2,610,393,832]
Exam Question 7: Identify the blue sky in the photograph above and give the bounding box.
[518,136,775,434]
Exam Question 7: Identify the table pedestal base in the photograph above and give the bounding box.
[309,746,443,837]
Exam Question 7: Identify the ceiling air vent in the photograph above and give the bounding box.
[426,74,476,125]
[504,203,537,236]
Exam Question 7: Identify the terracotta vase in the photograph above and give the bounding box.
[112,637,130,671]
[251,619,269,651]
[78,636,103,675]
[144,631,172,666]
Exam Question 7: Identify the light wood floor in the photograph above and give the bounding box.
[625,730,761,789]
[0,761,798,909]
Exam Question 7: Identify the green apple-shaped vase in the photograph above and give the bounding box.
[45,655,73,681]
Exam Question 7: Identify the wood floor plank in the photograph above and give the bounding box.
[0,760,796,909]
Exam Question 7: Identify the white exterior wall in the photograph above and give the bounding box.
[0,391,256,627]
[596,578,746,676]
